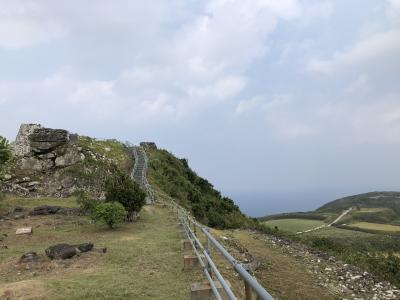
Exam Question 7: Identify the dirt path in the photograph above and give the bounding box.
[296,208,353,234]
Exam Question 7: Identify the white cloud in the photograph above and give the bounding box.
[235,94,316,139]
[387,0,400,23]
[0,0,65,49]
[345,73,370,94]
[307,29,400,74]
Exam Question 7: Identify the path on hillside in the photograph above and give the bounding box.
[296,207,353,234]
[132,146,155,203]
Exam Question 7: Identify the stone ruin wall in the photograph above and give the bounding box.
[14,124,43,156]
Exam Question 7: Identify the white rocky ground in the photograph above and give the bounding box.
[250,232,400,300]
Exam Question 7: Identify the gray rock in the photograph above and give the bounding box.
[29,128,69,153]
[73,243,93,253]
[14,124,43,156]
[45,244,77,259]
[55,149,83,167]
[140,142,157,150]
[30,205,61,216]
[18,157,54,171]
[19,251,41,263]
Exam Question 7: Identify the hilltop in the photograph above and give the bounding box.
[262,191,400,229]
[1,124,133,199]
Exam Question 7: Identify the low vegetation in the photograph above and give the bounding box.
[147,149,250,229]
[105,171,146,221]
[0,136,11,165]
[77,136,134,174]
[263,218,325,233]
[92,202,127,229]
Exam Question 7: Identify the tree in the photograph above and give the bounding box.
[0,136,11,164]
[92,202,127,229]
[105,171,146,221]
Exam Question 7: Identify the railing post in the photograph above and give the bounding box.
[206,230,212,278]
[244,281,253,300]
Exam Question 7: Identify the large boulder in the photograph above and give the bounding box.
[14,124,43,156]
[45,244,77,259]
[45,243,94,259]
[30,205,61,216]
[29,128,69,154]
[55,148,83,167]
[18,156,54,171]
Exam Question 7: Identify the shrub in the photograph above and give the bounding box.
[0,136,11,164]
[75,190,101,215]
[92,202,127,229]
[105,171,146,221]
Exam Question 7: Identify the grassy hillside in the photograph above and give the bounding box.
[1,134,134,198]
[0,197,203,299]
[146,148,250,229]
[256,191,400,286]
[262,192,400,227]
[318,191,400,213]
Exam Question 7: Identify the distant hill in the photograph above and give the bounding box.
[261,191,400,226]
[317,191,400,214]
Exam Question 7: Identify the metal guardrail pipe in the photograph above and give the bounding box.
[160,189,275,299]
[201,228,275,300]
[184,222,237,300]
[183,222,223,300]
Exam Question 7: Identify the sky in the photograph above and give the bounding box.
[1,0,400,217]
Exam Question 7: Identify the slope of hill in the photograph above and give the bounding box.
[146,147,250,229]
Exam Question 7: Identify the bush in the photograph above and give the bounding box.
[105,171,146,221]
[0,136,11,165]
[92,202,127,229]
[75,190,101,215]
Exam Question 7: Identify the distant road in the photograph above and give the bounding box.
[328,207,353,226]
[296,207,353,234]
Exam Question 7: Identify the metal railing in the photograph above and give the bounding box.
[169,199,275,300]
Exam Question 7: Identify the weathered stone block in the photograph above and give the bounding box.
[29,128,69,153]
[16,227,33,235]
[14,124,43,156]
[55,148,83,167]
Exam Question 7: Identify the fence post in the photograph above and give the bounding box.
[206,230,212,278]
[245,281,253,300]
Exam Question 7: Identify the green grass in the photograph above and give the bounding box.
[1,196,78,209]
[263,218,325,233]
[0,198,202,299]
[351,222,400,232]
[77,136,134,173]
